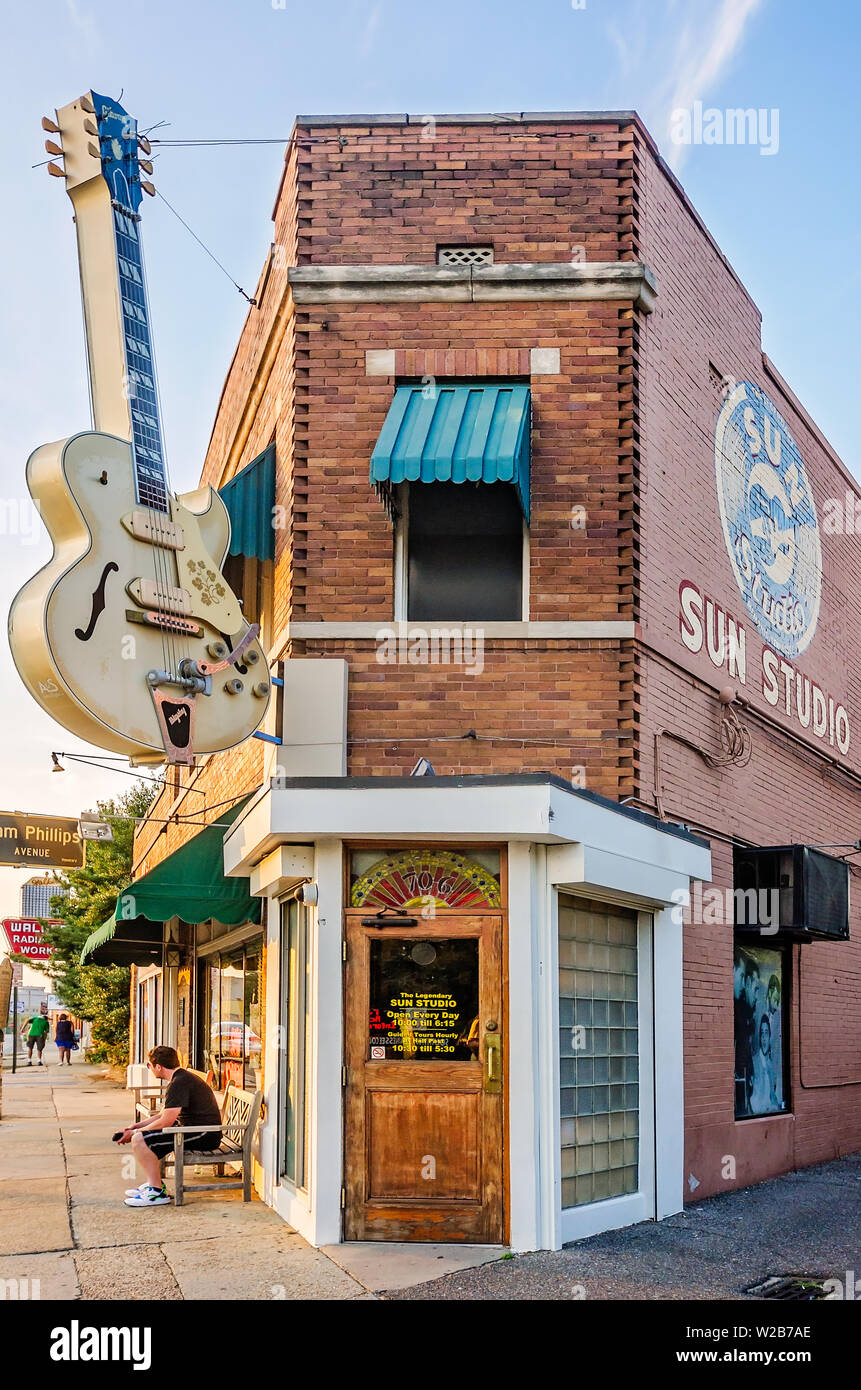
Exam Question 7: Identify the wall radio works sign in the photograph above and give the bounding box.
[0,812,83,868]
[1,918,59,962]
[715,381,822,659]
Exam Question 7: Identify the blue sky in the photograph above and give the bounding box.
[0,0,857,916]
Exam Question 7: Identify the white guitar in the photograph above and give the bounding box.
[8,91,270,764]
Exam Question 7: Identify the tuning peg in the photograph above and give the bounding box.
[138,135,152,155]
[44,139,63,156]
[46,161,65,178]
[84,118,98,136]
[41,115,61,133]
[141,180,156,197]
[87,141,101,158]
[139,159,153,174]
[80,94,95,114]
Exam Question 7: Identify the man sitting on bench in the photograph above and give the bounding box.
[115,1045,222,1207]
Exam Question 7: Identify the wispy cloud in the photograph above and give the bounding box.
[606,0,765,170]
[65,0,101,54]
[357,1,384,61]
[661,0,765,168]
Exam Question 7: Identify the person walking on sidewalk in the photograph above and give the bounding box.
[114,1045,222,1207]
[55,1013,75,1065]
[21,1012,50,1065]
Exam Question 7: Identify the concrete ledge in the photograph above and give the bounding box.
[285,620,638,640]
[289,262,658,312]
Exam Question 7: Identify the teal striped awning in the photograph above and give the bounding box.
[219,443,275,562]
[370,383,531,522]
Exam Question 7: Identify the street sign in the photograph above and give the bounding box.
[0,811,83,868]
[1,917,59,961]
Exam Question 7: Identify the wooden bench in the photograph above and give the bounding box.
[132,1066,214,1123]
[158,1084,262,1206]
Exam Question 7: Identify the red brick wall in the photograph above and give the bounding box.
[292,118,637,266]
[633,128,861,1196]
[133,115,861,1204]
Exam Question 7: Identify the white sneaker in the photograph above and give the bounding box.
[123,1185,170,1207]
[124,1183,148,1196]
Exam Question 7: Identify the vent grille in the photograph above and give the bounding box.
[437,246,494,267]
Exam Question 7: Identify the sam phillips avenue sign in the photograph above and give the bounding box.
[0,811,83,868]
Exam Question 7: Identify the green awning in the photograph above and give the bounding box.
[219,443,275,562]
[81,799,259,964]
[370,383,531,522]
[79,916,163,968]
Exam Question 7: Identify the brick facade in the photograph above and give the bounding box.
[134,113,860,1201]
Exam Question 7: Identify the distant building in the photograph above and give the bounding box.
[19,877,67,919]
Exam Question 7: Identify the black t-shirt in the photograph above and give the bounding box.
[164,1069,221,1131]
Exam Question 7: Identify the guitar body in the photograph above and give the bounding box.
[9,430,269,760]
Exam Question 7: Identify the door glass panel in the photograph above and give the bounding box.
[368,938,479,1061]
[559,899,639,1209]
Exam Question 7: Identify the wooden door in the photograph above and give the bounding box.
[344,912,504,1242]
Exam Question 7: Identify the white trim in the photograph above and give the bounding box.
[283,620,636,640]
[556,903,656,1246]
[273,839,344,1247]
[224,784,704,1250]
[506,841,543,1251]
[653,904,685,1219]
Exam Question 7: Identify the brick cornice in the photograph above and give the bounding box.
[288,261,658,312]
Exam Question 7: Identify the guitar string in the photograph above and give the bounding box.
[118,194,172,687]
[138,211,180,689]
[117,183,174,695]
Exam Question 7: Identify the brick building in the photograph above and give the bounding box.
[99,111,859,1249]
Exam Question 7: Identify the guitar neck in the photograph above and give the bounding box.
[59,91,169,514]
[112,207,169,512]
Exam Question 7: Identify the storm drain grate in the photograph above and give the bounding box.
[745,1275,828,1301]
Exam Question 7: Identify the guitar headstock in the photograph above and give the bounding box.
[44,90,154,214]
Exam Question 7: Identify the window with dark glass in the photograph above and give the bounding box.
[406,481,523,621]
[733,942,788,1119]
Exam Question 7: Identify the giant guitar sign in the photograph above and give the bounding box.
[8,91,270,765]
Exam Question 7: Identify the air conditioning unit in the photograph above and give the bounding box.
[733,844,849,942]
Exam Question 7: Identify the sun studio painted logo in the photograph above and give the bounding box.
[715,382,821,659]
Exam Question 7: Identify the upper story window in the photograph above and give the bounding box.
[218,443,276,649]
[404,480,523,620]
[370,382,531,622]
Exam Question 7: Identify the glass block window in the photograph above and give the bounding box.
[437,246,494,266]
[559,896,639,1209]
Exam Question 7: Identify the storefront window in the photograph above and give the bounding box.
[199,935,263,1090]
[733,943,788,1118]
[136,974,160,1062]
[559,897,640,1209]
[280,900,311,1189]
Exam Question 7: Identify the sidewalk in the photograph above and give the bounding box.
[0,1050,500,1300]
[3,1053,857,1301]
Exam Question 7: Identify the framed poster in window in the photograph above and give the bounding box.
[733,942,789,1119]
